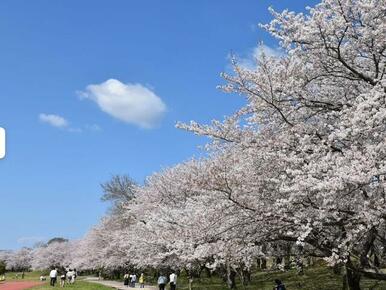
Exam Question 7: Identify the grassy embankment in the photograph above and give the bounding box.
[3,270,43,281]
[173,265,386,290]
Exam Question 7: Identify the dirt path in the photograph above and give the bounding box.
[85,277,157,290]
[0,281,44,290]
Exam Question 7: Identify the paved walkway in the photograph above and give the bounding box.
[85,278,157,290]
[0,281,44,290]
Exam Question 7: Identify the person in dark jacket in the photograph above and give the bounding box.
[123,273,129,287]
[273,279,286,290]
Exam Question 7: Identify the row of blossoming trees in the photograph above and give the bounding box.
[2,1,386,289]
[0,240,74,272]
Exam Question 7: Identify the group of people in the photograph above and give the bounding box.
[123,272,145,288]
[48,267,77,287]
[122,271,177,290]
[157,272,177,290]
[48,267,281,289]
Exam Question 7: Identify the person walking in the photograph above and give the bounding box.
[157,273,167,290]
[67,269,75,284]
[123,273,129,287]
[49,267,58,287]
[273,279,286,290]
[169,271,177,290]
[139,273,145,288]
[60,272,66,287]
[131,273,137,287]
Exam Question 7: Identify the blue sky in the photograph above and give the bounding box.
[0,0,319,249]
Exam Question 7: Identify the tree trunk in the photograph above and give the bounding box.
[346,266,361,290]
[243,270,251,284]
[261,258,267,269]
[284,256,291,270]
[342,266,348,290]
[189,278,193,290]
[334,264,342,275]
[257,258,267,269]
[237,270,245,290]
[198,267,203,278]
[204,266,212,278]
[226,263,237,289]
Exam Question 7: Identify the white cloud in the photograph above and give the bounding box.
[237,43,285,70]
[39,114,101,134]
[39,113,69,128]
[79,79,167,129]
[39,113,102,134]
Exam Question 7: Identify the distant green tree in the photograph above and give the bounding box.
[47,237,68,245]
[0,260,6,275]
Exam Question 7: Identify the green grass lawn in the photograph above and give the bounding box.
[6,265,386,290]
[4,271,45,281]
[174,265,386,290]
[30,281,113,290]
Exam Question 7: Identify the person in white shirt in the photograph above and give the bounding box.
[67,269,75,284]
[130,273,137,287]
[169,272,177,290]
[157,274,167,290]
[49,268,58,286]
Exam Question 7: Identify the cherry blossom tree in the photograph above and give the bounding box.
[74,217,132,272]
[124,157,265,287]
[101,175,137,214]
[5,248,32,271]
[177,0,386,289]
[31,240,75,270]
[18,1,384,290]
